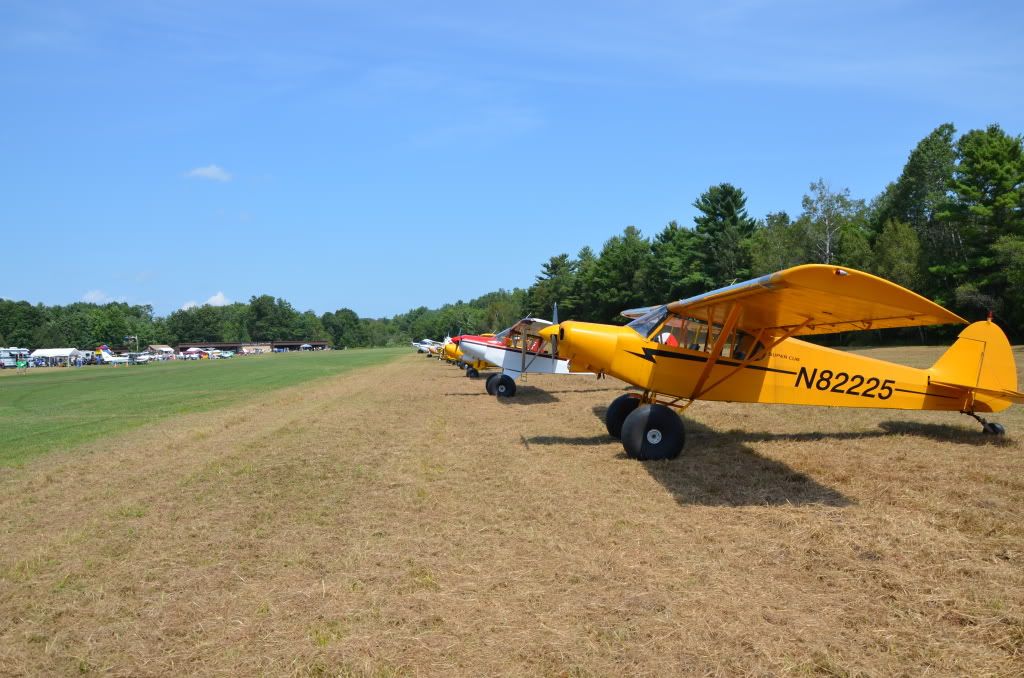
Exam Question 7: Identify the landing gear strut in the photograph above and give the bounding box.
[963,411,1006,435]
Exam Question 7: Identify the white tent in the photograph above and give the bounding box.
[30,348,81,359]
[29,348,82,366]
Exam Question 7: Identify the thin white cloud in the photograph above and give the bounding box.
[205,291,229,306]
[82,289,119,304]
[180,292,230,311]
[185,164,232,182]
[414,106,543,148]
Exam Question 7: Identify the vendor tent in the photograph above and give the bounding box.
[30,348,82,366]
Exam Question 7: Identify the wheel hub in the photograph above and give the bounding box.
[646,429,662,445]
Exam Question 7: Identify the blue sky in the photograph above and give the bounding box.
[2,1,1022,318]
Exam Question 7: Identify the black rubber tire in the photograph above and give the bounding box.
[984,422,1006,435]
[466,366,479,378]
[485,373,499,395]
[494,374,517,398]
[620,404,685,460]
[605,393,641,439]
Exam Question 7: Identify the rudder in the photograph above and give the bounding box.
[928,320,1019,410]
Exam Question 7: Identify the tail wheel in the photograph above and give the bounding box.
[620,404,685,460]
[485,373,500,395]
[605,393,641,439]
[984,422,1006,435]
[495,374,517,398]
[466,366,479,378]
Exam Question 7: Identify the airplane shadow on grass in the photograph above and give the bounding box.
[497,386,559,405]
[443,385,561,404]
[711,419,1012,448]
[516,405,851,507]
[526,405,1013,507]
[493,383,626,405]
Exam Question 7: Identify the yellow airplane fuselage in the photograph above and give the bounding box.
[553,320,1016,414]
[444,337,494,372]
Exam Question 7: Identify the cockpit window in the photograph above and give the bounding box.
[648,313,766,360]
[627,305,669,339]
[653,314,687,347]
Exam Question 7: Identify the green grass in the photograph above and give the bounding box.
[0,348,406,466]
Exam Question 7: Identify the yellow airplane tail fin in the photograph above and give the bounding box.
[928,320,1023,410]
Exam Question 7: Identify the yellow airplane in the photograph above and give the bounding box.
[442,334,496,378]
[538,264,1023,460]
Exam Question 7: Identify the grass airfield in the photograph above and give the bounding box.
[1,347,1022,675]
[0,349,406,466]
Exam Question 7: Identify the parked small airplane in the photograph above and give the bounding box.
[96,345,129,365]
[442,335,495,377]
[459,315,591,397]
[538,264,1022,460]
[412,339,443,354]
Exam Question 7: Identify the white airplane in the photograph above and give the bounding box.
[96,345,129,365]
[411,339,443,354]
[458,313,591,397]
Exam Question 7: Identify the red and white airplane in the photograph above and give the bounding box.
[458,314,591,397]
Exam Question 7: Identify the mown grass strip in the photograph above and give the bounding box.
[0,348,407,466]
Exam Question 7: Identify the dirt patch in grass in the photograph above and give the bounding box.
[1,347,1022,675]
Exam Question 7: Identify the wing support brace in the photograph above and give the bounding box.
[687,303,742,401]
[516,323,550,378]
[685,315,813,404]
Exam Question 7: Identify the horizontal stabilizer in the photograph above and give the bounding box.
[930,381,1024,404]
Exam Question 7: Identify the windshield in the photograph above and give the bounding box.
[627,305,669,338]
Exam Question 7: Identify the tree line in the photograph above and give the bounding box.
[2,122,1022,350]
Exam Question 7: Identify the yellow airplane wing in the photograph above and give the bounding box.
[667,265,967,336]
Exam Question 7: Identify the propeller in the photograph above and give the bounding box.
[550,302,559,358]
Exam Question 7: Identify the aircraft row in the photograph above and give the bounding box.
[415,264,1022,461]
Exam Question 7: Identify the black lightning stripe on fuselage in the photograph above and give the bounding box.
[625,348,961,399]
[625,347,798,376]
[893,387,958,400]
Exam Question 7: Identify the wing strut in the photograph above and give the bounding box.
[520,323,526,377]
[689,316,813,401]
[688,303,742,400]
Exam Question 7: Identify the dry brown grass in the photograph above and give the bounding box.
[1,346,1022,676]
